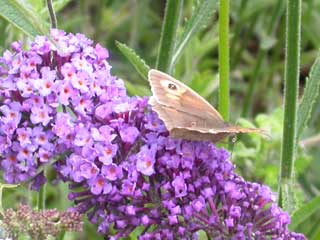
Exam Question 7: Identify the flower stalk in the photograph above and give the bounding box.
[218,0,230,121]
[279,0,302,204]
[37,171,46,210]
[46,0,57,28]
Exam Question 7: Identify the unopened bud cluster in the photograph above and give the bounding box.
[1,204,83,239]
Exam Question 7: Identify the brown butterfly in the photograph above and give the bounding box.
[148,69,265,143]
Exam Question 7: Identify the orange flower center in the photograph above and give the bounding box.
[105,148,112,155]
[45,82,51,89]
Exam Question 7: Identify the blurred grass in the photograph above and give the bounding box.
[0,0,320,238]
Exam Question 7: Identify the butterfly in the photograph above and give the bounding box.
[148,69,265,143]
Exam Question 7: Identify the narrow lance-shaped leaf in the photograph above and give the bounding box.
[289,195,320,230]
[124,80,151,97]
[172,0,218,66]
[0,0,49,37]
[156,0,184,74]
[297,53,320,139]
[116,41,150,81]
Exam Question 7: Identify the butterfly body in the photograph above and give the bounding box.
[148,69,264,143]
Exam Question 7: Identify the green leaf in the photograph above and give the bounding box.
[17,234,32,240]
[297,53,320,139]
[116,41,150,81]
[311,225,320,240]
[233,142,257,158]
[197,230,208,240]
[124,80,151,97]
[189,70,219,98]
[127,226,144,239]
[172,0,218,65]
[156,0,184,74]
[27,0,45,12]
[290,195,320,230]
[0,0,48,37]
[255,108,284,139]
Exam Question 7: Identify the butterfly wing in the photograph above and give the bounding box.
[150,97,266,143]
[148,69,225,127]
[148,69,266,143]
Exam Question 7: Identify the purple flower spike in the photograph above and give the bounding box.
[54,88,305,239]
[0,30,121,189]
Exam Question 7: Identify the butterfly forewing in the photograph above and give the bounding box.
[148,69,224,123]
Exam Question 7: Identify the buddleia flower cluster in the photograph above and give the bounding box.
[1,204,83,239]
[0,30,306,239]
[0,29,115,189]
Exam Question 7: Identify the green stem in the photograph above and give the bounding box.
[37,171,46,210]
[46,0,57,28]
[241,0,285,117]
[0,186,3,215]
[58,231,66,240]
[218,0,230,121]
[156,0,183,74]
[0,184,19,215]
[279,0,302,204]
